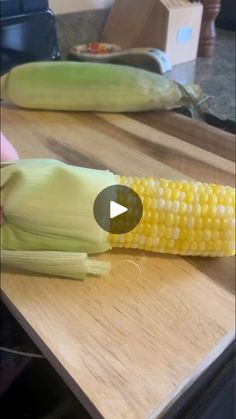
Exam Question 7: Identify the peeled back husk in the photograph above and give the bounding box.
[1,159,116,279]
[1,159,115,253]
[1,250,111,280]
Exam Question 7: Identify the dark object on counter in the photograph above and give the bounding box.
[1,359,92,418]
[174,107,236,135]
[198,0,221,57]
[160,340,235,419]
[0,301,43,395]
[1,0,48,15]
[216,0,236,31]
[0,0,60,75]
[176,83,236,135]
[199,112,236,135]
[0,302,92,418]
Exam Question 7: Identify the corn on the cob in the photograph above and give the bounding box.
[1,160,235,280]
[108,176,235,257]
[1,61,203,112]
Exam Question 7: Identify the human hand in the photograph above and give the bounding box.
[1,132,19,161]
[1,132,19,225]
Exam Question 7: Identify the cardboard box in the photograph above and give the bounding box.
[101,0,203,65]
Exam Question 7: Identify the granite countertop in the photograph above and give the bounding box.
[170,29,236,121]
[55,9,235,121]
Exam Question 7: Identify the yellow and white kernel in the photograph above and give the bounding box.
[108,176,235,257]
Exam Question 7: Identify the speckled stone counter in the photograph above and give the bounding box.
[55,9,235,120]
[170,30,236,121]
[55,9,110,59]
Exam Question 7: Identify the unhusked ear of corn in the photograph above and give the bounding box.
[1,160,235,280]
[0,61,203,112]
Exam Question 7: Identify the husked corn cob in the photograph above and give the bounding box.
[108,176,235,257]
[0,61,203,112]
[1,160,235,281]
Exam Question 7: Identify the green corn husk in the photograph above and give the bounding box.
[1,250,111,280]
[1,159,115,253]
[0,61,203,112]
[1,159,115,279]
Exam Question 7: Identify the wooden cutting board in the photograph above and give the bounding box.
[1,104,235,419]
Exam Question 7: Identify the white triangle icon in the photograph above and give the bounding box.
[110,201,128,219]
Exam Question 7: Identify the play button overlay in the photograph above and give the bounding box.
[110,201,128,219]
[93,185,143,234]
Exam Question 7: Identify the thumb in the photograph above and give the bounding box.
[1,132,19,226]
[1,132,19,161]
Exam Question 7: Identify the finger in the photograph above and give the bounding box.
[1,132,19,161]
[1,133,19,227]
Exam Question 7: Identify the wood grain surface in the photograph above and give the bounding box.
[1,104,235,419]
